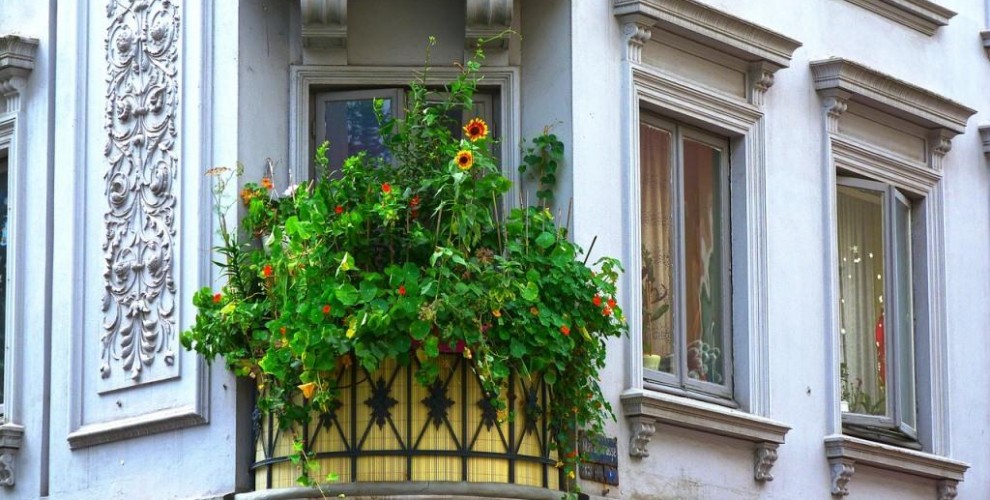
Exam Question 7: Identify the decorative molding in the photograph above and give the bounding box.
[822,92,850,135]
[300,0,347,49]
[0,423,24,487]
[0,35,39,113]
[101,0,181,387]
[622,389,789,481]
[927,129,953,171]
[978,126,990,156]
[622,23,652,64]
[633,65,762,135]
[831,135,939,196]
[67,405,206,450]
[747,62,775,107]
[466,0,513,49]
[810,58,975,135]
[981,31,990,60]
[843,0,955,36]
[829,458,855,496]
[613,0,802,70]
[937,479,958,500]
[628,415,656,458]
[824,435,968,497]
[753,442,778,481]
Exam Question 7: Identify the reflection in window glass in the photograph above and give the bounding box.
[837,185,887,417]
[323,97,392,171]
[0,153,7,407]
[682,139,724,385]
[640,122,674,375]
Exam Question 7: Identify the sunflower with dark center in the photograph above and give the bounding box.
[455,150,474,170]
[463,118,488,141]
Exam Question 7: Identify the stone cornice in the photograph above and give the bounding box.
[300,0,347,49]
[810,58,974,135]
[0,35,39,79]
[466,0,513,49]
[843,0,954,36]
[613,0,801,70]
[825,435,967,497]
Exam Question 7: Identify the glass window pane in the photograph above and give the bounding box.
[323,97,392,171]
[894,195,916,430]
[682,139,724,385]
[837,185,888,417]
[640,122,675,375]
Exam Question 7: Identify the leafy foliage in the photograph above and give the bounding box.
[181,45,626,494]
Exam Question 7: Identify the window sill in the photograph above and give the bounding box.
[824,434,968,497]
[0,423,24,487]
[621,388,790,481]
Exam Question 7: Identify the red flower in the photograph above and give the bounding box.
[602,306,613,317]
[398,285,407,296]
[592,295,602,307]
[322,304,331,315]
[262,264,273,278]
[335,205,344,215]
[382,182,392,195]
[212,293,222,304]
[607,298,617,309]
[560,325,571,336]
[279,326,287,336]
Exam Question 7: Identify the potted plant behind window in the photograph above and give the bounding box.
[181,45,627,499]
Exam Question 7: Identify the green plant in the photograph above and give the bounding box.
[519,128,565,208]
[181,45,626,497]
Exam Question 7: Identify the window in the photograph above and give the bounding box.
[640,112,732,401]
[836,176,917,448]
[0,150,6,419]
[312,88,497,176]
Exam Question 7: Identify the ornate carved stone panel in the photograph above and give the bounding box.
[101,0,181,390]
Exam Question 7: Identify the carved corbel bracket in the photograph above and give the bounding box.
[821,90,850,135]
[754,442,779,481]
[628,415,656,458]
[927,129,955,171]
[0,35,40,113]
[621,22,652,64]
[301,0,347,49]
[828,457,856,496]
[747,61,783,108]
[979,126,990,157]
[981,31,990,61]
[466,0,513,50]
[0,423,24,487]
[937,479,958,500]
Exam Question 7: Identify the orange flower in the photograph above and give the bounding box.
[298,382,316,399]
[260,177,274,190]
[381,182,392,194]
[607,298,617,309]
[455,150,474,171]
[262,264,273,278]
[530,306,539,316]
[492,308,501,318]
[463,118,489,141]
[592,295,602,307]
[335,205,344,215]
[212,293,222,304]
[322,304,331,315]
[240,188,254,207]
[279,326,287,336]
[398,285,407,296]
[602,306,613,317]
[560,325,571,336]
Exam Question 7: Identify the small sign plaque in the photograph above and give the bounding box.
[578,431,619,486]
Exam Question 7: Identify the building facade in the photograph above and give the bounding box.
[2,0,990,498]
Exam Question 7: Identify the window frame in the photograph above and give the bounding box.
[0,114,19,425]
[639,112,734,402]
[836,175,918,443]
[312,88,405,176]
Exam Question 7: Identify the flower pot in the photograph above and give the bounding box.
[643,354,662,371]
[252,355,560,492]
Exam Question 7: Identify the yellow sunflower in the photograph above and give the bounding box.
[463,118,489,141]
[455,149,474,170]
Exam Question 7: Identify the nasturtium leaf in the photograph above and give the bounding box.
[335,284,359,306]
[520,281,539,302]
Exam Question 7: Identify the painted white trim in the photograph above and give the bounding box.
[289,65,521,199]
[0,112,23,429]
[842,0,955,36]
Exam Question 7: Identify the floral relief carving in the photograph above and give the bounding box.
[101,0,180,385]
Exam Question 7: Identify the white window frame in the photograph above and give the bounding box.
[614,0,800,481]
[639,112,733,403]
[811,57,975,495]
